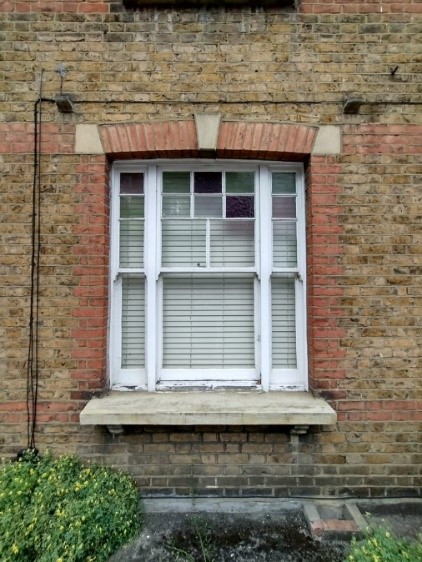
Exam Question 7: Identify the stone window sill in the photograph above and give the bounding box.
[79,391,336,435]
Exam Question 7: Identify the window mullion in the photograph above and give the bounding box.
[295,172,308,389]
[259,166,272,391]
[145,165,158,391]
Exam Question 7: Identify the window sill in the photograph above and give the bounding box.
[79,391,336,434]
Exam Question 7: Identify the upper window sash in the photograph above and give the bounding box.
[160,168,257,274]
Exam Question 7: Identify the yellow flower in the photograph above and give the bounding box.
[11,544,19,554]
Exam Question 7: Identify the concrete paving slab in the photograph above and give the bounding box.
[108,498,421,562]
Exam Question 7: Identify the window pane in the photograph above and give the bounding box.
[226,196,254,218]
[273,222,297,267]
[122,277,145,368]
[194,172,222,193]
[162,219,206,267]
[194,195,222,217]
[272,173,296,194]
[272,196,296,219]
[162,195,190,217]
[163,276,255,368]
[210,219,255,267]
[272,278,297,368]
[226,172,254,193]
[163,171,190,193]
[120,220,144,268]
[120,196,144,218]
[120,173,143,195]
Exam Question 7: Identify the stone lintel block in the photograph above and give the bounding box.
[194,113,221,152]
[312,125,341,155]
[75,124,104,154]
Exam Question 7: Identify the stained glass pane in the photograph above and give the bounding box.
[120,196,144,218]
[162,196,190,217]
[272,173,296,194]
[194,196,222,217]
[163,172,190,193]
[226,172,254,193]
[272,196,296,219]
[194,172,222,193]
[120,173,143,194]
[226,196,254,218]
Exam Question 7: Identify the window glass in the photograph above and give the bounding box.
[194,196,222,217]
[226,172,254,193]
[272,197,296,219]
[162,276,255,368]
[162,196,190,217]
[272,172,296,194]
[272,278,297,368]
[194,172,222,193]
[120,173,143,194]
[162,220,206,267]
[226,196,254,218]
[163,171,190,193]
[121,277,145,368]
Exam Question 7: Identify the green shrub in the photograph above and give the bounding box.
[0,452,141,562]
[345,525,422,562]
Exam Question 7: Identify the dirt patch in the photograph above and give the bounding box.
[360,501,422,541]
[111,511,348,561]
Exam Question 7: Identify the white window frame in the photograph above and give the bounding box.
[109,160,308,392]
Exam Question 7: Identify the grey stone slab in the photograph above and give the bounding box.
[80,391,337,427]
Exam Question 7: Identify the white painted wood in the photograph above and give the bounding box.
[145,165,158,391]
[258,165,272,391]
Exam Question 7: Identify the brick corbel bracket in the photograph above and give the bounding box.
[95,117,319,161]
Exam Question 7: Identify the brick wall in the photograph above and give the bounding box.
[0,0,420,497]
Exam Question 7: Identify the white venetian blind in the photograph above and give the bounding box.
[121,277,145,368]
[119,172,145,370]
[272,278,297,368]
[162,219,206,267]
[272,172,297,268]
[119,172,144,268]
[162,276,255,368]
[210,219,254,267]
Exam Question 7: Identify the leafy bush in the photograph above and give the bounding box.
[0,452,141,562]
[345,525,422,562]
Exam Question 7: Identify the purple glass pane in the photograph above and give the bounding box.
[194,172,222,193]
[226,196,254,218]
[272,197,296,219]
[120,173,144,194]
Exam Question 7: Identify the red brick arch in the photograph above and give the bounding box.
[99,120,317,160]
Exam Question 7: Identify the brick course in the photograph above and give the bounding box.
[0,0,420,497]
